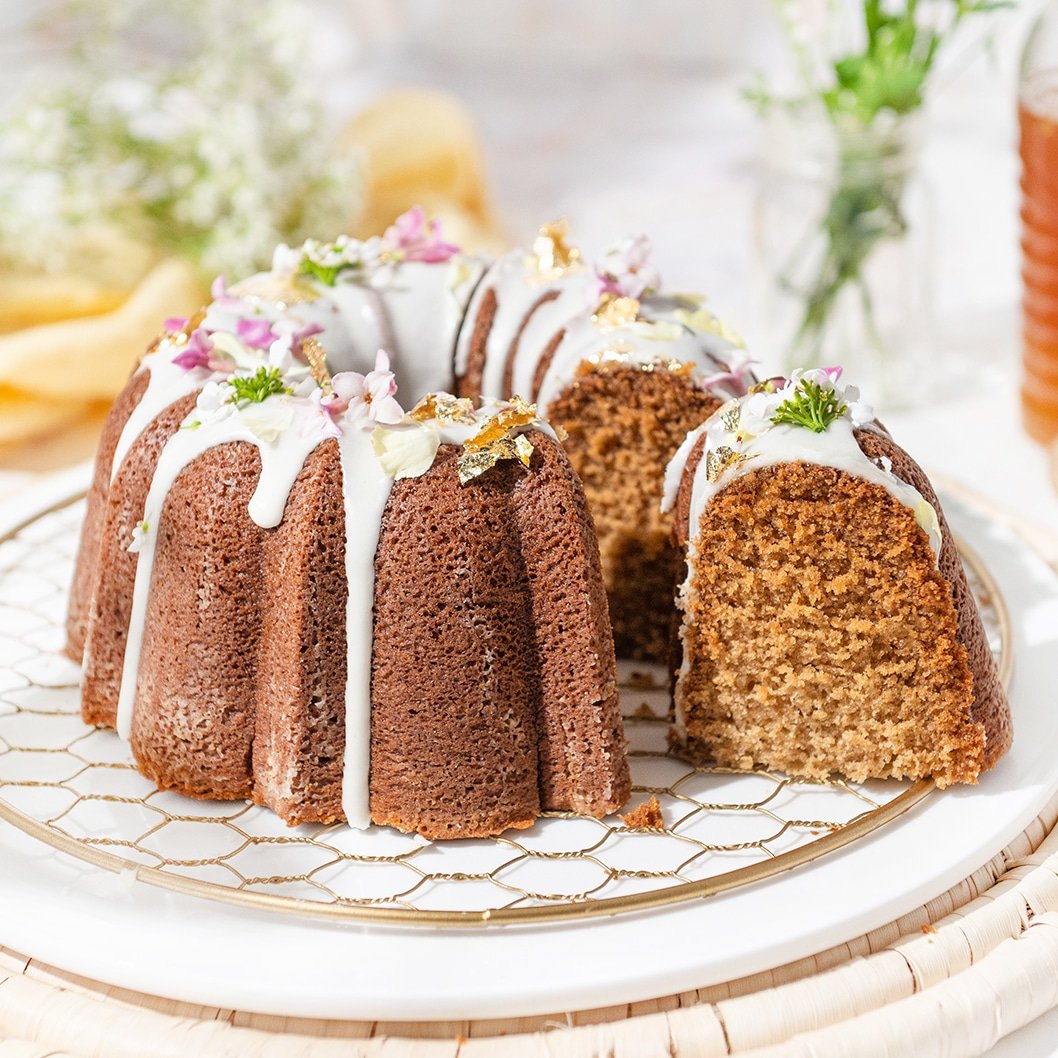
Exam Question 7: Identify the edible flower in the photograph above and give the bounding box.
[320,350,404,435]
[596,234,660,301]
[236,317,279,351]
[380,206,459,263]
[172,327,234,374]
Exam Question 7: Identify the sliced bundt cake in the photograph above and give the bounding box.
[663,368,1012,786]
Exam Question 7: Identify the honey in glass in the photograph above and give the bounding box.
[1020,7,1058,444]
[1020,84,1058,443]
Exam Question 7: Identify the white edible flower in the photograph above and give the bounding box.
[127,519,149,554]
[597,234,661,300]
[371,422,441,480]
[271,243,302,277]
[238,400,295,444]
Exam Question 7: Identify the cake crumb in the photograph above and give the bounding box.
[920,923,937,935]
[622,795,664,829]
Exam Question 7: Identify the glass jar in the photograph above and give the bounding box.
[754,106,936,407]
[1020,4,1058,445]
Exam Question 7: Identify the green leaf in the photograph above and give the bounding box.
[771,380,848,433]
[227,367,292,406]
[298,257,343,287]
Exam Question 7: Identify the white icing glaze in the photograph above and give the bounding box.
[109,351,206,482]
[452,250,597,395]
[662,418,942,562]
[315,257,485,396]
[453,248,748,413]
[532,295,742,414]
[336,427,395,828]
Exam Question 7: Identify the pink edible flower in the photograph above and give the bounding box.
[171,327,233,374]
[820,366,843,384]
[381,206,460,263]
[237,317,278,350]
[164,316,188,333]
[596,234,660,301]
[211,275,240,305]
[321,350,404,433]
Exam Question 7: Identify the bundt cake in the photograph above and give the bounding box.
[67,210,633,838]
[663,368,1013,786]
[67,209,754,835]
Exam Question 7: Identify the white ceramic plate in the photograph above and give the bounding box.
[0,467,1055,1021]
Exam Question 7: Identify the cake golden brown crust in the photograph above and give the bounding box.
[547,366,721,662]
[78,388,201,727]
[70,373,630,837]
[371,433,628,839]
[672,429,1011,787]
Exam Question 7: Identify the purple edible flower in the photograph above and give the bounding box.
[171,327,233,375]
[381,206,460,264]
[237,317,278,350]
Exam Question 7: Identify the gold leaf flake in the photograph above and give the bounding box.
[591,294,640,331]
[457,396,540,485]
[409,393,477,425]
[463,396,538,452]
[301,336,332,390]
[705,445,744,484]
[514,433,534,468]
[719,401,741,433]
[533,219,581,276]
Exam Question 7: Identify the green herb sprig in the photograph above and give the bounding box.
[771,380,848,433]
[227,367,292,406]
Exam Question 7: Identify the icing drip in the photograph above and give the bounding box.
[453,249,597,393]
[455,247,748,412]
[661,419,942,564]
[116,400,331,742]
[109,350,206,482]
[336,428,395,829]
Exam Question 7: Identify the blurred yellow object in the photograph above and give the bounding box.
[345,89,505,254]
[0,258,206,402]
[0,89,499,467]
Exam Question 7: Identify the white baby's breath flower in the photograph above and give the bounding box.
[0,0,362,275]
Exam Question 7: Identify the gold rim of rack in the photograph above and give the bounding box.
[0,493,1012,928]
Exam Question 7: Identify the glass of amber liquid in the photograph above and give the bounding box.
[1021,10,1058,444]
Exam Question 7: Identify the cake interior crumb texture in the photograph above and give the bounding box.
[548,364,720,662]
[674,438,1011,788]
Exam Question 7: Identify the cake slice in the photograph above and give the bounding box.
[663,368,1012,786]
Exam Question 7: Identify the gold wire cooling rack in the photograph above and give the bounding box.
[0,495,1011,927]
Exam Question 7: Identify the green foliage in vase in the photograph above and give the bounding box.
[748,0,1010,366]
